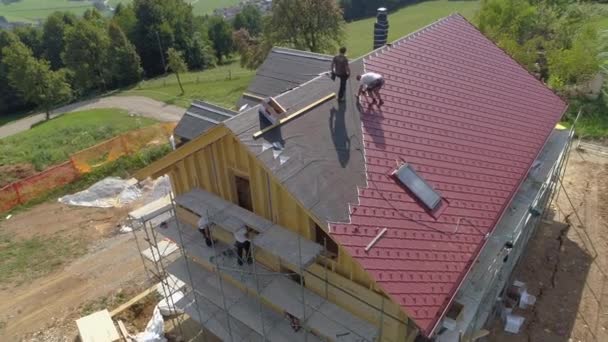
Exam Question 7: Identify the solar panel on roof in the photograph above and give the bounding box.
[394,163,441,210]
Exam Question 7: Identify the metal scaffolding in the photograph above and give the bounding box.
[128,189,406,342]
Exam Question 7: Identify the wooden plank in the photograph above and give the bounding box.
[117,320,130,340]
[134,125,227,180]
[76,309,120,342]
[252,93,336,139]
[242,92,265,101]
[110,284,158,317]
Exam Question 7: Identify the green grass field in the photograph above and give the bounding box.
[121,62,255,109]
[344,0,480,57]
[0,0,239,23]
[0,0,93,23]
[0,109,156,173]
[109,0,240,15]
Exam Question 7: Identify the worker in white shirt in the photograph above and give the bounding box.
[234,224,252,266]
[197,215,213,247]
[356,72,385,106]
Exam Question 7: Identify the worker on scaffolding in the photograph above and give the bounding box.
[356,72,385,106]
[234,224,253,266]
[197,215,213,247]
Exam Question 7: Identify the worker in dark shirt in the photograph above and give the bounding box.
[331,47,350,102]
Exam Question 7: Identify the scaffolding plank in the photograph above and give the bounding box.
[168,258,319,342]
[176,188,272,232]
[175,188,323,267]
[308,302,378,342]
[129,195,172,222]
[177,291,262,342]
[260,277,325,319]
[253,225,323,267]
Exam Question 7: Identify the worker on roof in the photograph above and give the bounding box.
[356,72,385,106]
[331,47,350,102]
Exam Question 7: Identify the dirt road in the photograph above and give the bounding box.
[490,144,608,341]
[0,203,149,341]
[0,96,184,139]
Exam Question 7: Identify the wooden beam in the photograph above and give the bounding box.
[253,93,336,139]
[117,320,130,340]
[109,283,158,317]
[243,92,265,101]
[134,125,228,180]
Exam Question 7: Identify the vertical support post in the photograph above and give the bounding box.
[130,216,152,282]
[297,234,309,341]
[148,217,184,337]
[324,238,329,300]
[209,219,235,342]
[250,242,268,340]
[171,195,206,339]
[378,297,385,341]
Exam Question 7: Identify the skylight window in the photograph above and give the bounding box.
[393,163,441,210]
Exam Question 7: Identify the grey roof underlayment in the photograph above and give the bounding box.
[174,100,237,141]
[237,47,334,109]
[226,60,367,228]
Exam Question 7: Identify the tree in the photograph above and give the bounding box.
[2,41,72,120]
[42,11,77,69]
[133,0,197,76]
[233,28,272,69]
[207,16,234,62]
[476,0,538,43]
[13,25,43,58]
[547,26,600,91]
[108,22,143,88]
[0,30,32,114]
[183,33,216,70]
[233,4,263,37]
[269,0,344,53]
[112,3,137,41]
[62,19,111,93]
[167,48,187,94]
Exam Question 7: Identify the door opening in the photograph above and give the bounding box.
[235,176,253,211]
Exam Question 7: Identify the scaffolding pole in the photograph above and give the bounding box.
[170,192,206,340]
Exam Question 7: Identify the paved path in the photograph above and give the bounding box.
[0,95,185,139]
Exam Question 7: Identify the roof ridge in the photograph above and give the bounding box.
[272,46,333,60]
[351,13,458,64]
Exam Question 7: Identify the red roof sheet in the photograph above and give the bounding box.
[328,14,567,336]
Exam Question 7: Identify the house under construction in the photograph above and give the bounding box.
[130,12,573,342]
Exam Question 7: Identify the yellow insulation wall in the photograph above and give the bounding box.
[155,126,414,341]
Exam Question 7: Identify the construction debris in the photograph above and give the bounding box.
[59,176,171,208]
[76,309,120,342]
[134,306,166,342]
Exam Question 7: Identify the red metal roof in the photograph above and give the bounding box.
[328,14,567,336]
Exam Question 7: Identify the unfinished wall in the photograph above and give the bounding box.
[151,125,414,341]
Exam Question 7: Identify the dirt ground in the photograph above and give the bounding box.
[0,163,36,188]
[490,144,608,341]
[0,202,149,341]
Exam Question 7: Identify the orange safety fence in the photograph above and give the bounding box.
[71,123,175,173]
[0,122,175,213]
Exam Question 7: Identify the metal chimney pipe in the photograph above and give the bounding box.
[373,7,389,50]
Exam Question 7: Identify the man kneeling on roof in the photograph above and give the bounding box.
[356,72,385,106]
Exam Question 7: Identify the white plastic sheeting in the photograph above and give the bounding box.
[59,176,171,208]
[135,306,167,342]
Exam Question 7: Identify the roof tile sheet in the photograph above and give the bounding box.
[329,14,567,336]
